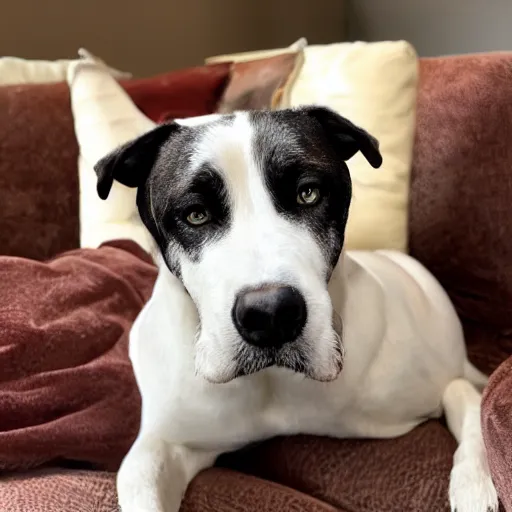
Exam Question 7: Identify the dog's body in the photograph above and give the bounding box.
[94,108,497,512]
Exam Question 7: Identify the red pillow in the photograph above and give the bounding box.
[122,62,231,123]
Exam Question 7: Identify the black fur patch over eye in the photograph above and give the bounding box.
[250,110,353,275]
[133,120,235,278]
[157,165,231,263]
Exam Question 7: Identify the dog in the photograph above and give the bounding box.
[94,106,498,512]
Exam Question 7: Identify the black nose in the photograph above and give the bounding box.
[232,285,307,349]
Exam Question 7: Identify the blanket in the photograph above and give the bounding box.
[0,240,156,471]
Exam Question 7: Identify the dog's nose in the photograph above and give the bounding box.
[233,285,307,348]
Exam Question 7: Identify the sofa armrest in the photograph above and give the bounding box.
[482,355,512,511]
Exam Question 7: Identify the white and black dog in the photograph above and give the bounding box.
[95,107,497,512]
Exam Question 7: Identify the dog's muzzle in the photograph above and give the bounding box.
[232,285,307,349]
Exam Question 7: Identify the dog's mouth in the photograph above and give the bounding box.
[226,331,344,383]
[195,311,344,384]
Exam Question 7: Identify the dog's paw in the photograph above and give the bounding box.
[117,478,183,512]
[449,458,499,512]
[116,436,186,512]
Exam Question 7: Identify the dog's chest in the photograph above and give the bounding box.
[172,370,347,451]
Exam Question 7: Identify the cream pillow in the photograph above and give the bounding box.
[287,41,418,252]
[0,49,129,85]
[67,58,155,252]
[205,38,307,64]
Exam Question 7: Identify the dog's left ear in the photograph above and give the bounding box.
[94,123,179,200]
[304,106,383,169]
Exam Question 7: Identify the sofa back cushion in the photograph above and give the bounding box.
[410,53,512,361]
[0,82,80,260]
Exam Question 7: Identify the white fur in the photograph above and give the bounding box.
[113,115,497,512]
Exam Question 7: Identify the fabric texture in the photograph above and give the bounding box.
[0,468,118,512]
[0,240,156,472]
[216,52,302,113]
[214,421,455,512]
[482,356,512,512]
[288,40,418,252]
[0,82,80,260]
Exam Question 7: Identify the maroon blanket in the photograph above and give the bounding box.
[0,240,157,471]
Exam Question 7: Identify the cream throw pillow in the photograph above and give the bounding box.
[0,49,130,85]
[205,38,307,64]
[67,58,155,252]
[287,41,418,252]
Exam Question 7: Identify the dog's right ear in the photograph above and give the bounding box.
[94,123,179,200]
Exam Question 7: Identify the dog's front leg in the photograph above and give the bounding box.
[117,431,218,512]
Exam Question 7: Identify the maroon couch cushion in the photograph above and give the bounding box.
[0,82,80,261]
[409,53,512,371]
[0,240,156,471]
[0,468,118,512]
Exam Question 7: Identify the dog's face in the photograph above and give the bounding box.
[95,107,381,383]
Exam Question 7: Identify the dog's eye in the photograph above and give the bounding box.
[297,185,321,206]
[185,207,211,226]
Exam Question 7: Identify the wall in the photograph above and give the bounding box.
[1,0,346,77]
[347,0,512,57]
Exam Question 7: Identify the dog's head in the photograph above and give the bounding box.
[94,107,382,383]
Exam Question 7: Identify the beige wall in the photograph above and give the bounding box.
[1,1,346,77]
[347,0,512,57]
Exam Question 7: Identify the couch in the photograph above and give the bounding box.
[0,48,511,512]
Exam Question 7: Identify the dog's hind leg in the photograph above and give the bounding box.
[443,378,498,512]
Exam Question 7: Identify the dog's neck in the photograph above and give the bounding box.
[328,250,349,321]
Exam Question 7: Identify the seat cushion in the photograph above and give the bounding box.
[0,468,118,512]
[216,421,455,512]
[2,420,456,512]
